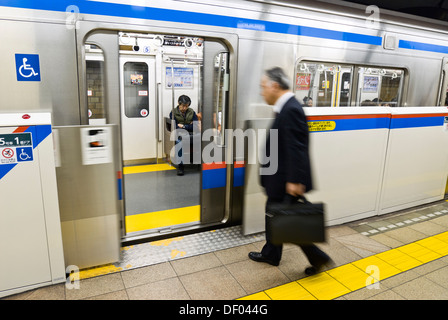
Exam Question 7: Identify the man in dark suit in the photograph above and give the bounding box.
[249,67,332,275]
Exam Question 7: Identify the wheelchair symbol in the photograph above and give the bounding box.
[17,147,33,162]
[15,54,41,81]
[19,148,31,160]
[19,58,39,78]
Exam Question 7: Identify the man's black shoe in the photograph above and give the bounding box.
[248,252,279,266]
[305,266,318,276]
[177,164,184,176]
[305,258,335,276]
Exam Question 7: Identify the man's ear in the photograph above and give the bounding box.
[270,81,280,91]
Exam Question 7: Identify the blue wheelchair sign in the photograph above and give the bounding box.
[15,54,41,81]
[16,147,33,162]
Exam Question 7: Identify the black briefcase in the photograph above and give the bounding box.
[266,195,326,245]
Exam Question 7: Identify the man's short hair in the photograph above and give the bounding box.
[178,95,191,106]
[265,67,290,90]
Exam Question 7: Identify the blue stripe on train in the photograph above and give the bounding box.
[202,167,226,189]
[309,115,446,132]
[0,0,382,46]
[390,116,445,129]
[3,2,448,53]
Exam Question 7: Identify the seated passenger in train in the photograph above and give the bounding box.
[303,96,313,107]
[169,95,199,176]
[360,99,378,106]
[170,95,199,132]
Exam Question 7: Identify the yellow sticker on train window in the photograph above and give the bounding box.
[308,121,336,132]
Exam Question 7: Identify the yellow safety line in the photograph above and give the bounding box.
[239,230,448,300]
[72,230,448,286]
[125,205,200,233]
[73,263,127,280]
[123,163,175,175]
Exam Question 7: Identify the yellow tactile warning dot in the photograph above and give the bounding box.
[352,255,401,280]
[397,242,441,263]
[123,163,175,175]
[326,263,371,291]
[240,230,448,300]
[265,282,316,300]
[298,272,350,300]
[434,231,448,243]
[375,249,421,272]
[239,292,271,300]
[417,237,448,255]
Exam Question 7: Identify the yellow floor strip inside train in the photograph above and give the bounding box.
[239,231,448,300]
[125,205,201,233]
[123,163,175,175]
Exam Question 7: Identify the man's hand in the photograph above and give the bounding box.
[286,182,305,197]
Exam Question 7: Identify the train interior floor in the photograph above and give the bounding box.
[3,199,448,301]
[123,162,201,234]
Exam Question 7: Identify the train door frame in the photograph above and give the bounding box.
[437,57,448,106]
[201,41,233,225]
[78,30,126,236]
[332,66,353,107]
[119,55,158,164]
[76,24,239,241]
[437,57,448,194]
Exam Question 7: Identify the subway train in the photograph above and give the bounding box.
[1,0,448,258]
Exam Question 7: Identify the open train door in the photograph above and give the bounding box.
[78,26,238,241]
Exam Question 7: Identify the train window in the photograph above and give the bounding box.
[295,61,405,107]
[294,62,353,107]
[85,44,107,124]
[356,67,404,107]
[122,62,149,118]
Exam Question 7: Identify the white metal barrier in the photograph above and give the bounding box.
[0,113,65,298]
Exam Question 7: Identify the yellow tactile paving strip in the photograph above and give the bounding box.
[239,231,448,300]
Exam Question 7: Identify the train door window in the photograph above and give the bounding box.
[356,67,404,107]
[85,44,106,124]
[213,52,229,144]
[438,61,448,106]
[339,70,352,107]
[123,62,149,118]
[295,62,353,107]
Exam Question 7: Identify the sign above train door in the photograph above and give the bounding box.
[15,54,41,82]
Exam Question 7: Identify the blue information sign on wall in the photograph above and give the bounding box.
[15,54,41,81]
